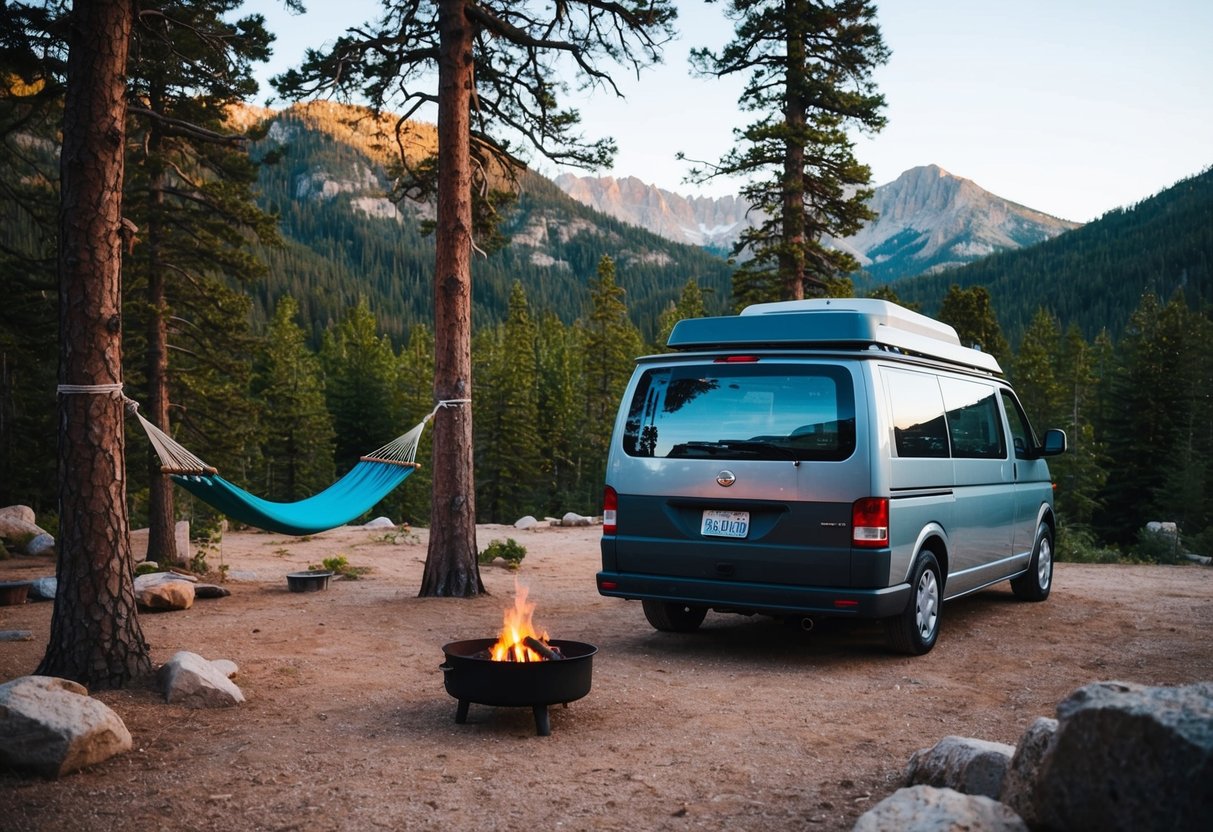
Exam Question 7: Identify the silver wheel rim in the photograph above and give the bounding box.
[1037,533,1053,590]
[916,568,939,640]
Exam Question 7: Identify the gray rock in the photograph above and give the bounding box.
[0,505,52,554]
[905,735,1015,798]
[25,533,55,557]
[0,675,132,778]
[28,576,57,601]
[135,571,197,587]
[514,515,539,530]
[193,583,231,599]
[0,630,34,641]
[1030,680,1213,832]
[852,785,1028,832]
[560,511,592,527]
[363,516,396,529]
[211,659,239,679]
[999,717,1058,827]
[158,651,245,708]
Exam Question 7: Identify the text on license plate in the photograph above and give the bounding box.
[701,510,750,539]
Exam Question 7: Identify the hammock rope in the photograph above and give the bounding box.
[116,393,471,535]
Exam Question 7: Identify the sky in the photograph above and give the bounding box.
[242,0,1213,223]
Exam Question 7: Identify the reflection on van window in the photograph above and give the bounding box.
[623,364,855,461]
[884,369,948,458]
[1000,389,1038,458]
[940,378,1006,459]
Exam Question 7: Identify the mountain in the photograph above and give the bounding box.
[244,103,734,345]
[555,165,1080,281]
[894,167,1213,344]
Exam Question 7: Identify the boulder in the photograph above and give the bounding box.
[514,515,539,530]
[0,676,132,778]
[363,516,396,529]
[852,785,1028,832]
[25,533,55,557]
[158,651,244,708]
[0,505,53,555]
[134,575,195,611]
[998,717,1058,827]
[905,735,1015,798]
[211,659,239,679]
[192,583,231,599]
[1027,680,1213,832]
[560,511,593,527]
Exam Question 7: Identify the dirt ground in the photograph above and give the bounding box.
[2,521,1211,831]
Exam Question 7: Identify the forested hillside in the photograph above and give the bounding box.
[247,104,734,346]
[892,168,1213,344]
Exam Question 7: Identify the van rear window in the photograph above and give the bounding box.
[622,364,855,461]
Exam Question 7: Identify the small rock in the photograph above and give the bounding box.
[363,516,396,529]
[193,583,231,599]
[560,512,593,527]
[0,630,34,642]
[158,651,245,708]
[25,533,55,557]
[999,717,1058,827]
[514,515,539,530]
[0,675,133,778]
[906,735,1015,798]
[135,577,195,612]
[27,577,57,601]
[853,785,1028,832]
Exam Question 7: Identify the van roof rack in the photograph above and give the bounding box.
[666,298,1002,374]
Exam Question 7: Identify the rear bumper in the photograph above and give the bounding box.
[595,570,911,619]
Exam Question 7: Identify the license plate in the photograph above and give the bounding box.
[701,510,750,539]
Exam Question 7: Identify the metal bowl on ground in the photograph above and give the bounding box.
[440,638,597,736]
[285,570,333,592]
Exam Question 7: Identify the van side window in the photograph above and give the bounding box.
[940,378,1006,459]
[884,369,948,458]
[1000,390,1038,459]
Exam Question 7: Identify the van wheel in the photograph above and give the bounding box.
[642,600,708,632]
[1011,522,1053,602]
[884,552,941,655]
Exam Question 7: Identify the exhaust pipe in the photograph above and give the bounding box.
[800,617,815,632]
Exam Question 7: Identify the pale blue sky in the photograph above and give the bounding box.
[243,0,1212,223]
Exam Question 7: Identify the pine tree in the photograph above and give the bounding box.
[392,323,436,526]
[536,311,584,515]
[580,256,643,505]
[686,0,888,304]
[1050,324,1106,528]
[252,296,335,502]
[273,0,676,597]
[655,278,708,349]
[937,284,1010,368]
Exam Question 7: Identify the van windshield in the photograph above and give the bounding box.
[622,363,855,461]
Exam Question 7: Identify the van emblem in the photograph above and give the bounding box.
[716,470,736,487]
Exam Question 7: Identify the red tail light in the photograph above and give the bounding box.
[602,486,618,535]
[852,497,888,548]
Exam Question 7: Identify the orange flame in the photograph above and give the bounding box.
[489,580,553,662]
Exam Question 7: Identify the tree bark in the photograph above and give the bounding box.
[38,0,151,688]
[420,0,484,597]
[781,0,808,300]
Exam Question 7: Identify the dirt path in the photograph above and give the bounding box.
[2,522,1211,831]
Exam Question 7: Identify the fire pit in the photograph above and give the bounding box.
[440,582,596,736]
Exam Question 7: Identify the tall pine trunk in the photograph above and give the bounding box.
[39,0,151,688]
[420,0,484,597]
[781,0,807,300]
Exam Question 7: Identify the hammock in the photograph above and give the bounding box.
[124,397,465,536]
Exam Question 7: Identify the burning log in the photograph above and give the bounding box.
[523,635,564,661]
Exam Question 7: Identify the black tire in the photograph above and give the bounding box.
[642,600,708,632]
[884,551,942,655]
[1011,521,1054,602]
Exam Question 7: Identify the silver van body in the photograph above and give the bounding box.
[597,299,1066,654]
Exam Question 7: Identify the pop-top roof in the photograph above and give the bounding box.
[666,298,1002,374]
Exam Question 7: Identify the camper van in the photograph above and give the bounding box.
[596,299,1066,654]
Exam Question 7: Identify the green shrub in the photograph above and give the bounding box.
[307,554,371,579]
[1133,526,1184,564]
[478,538,526,569]
[1055,524,1124,564]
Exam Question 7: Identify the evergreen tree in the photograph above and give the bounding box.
[1011,308,1063,430]
[686,0,888,304]
[1051,324,1106,528]
[320,299,401,476]
[252,296,335,502]
[655,278,708,349]
[122,0,278,562]
[580,255,643,505]
[476,282,541,522]
[273,0,676,597]
[937,284,1010,368]
[392,323,436,526]
[535,310,584,514]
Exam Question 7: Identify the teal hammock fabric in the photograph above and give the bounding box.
[124,396,467,536]
[171,461,417,536]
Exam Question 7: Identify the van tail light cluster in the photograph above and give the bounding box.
[852,497,889,548]
[602,486,618,535]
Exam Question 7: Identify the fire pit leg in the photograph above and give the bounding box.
[532,705,551,737]
[455,700,470,724]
